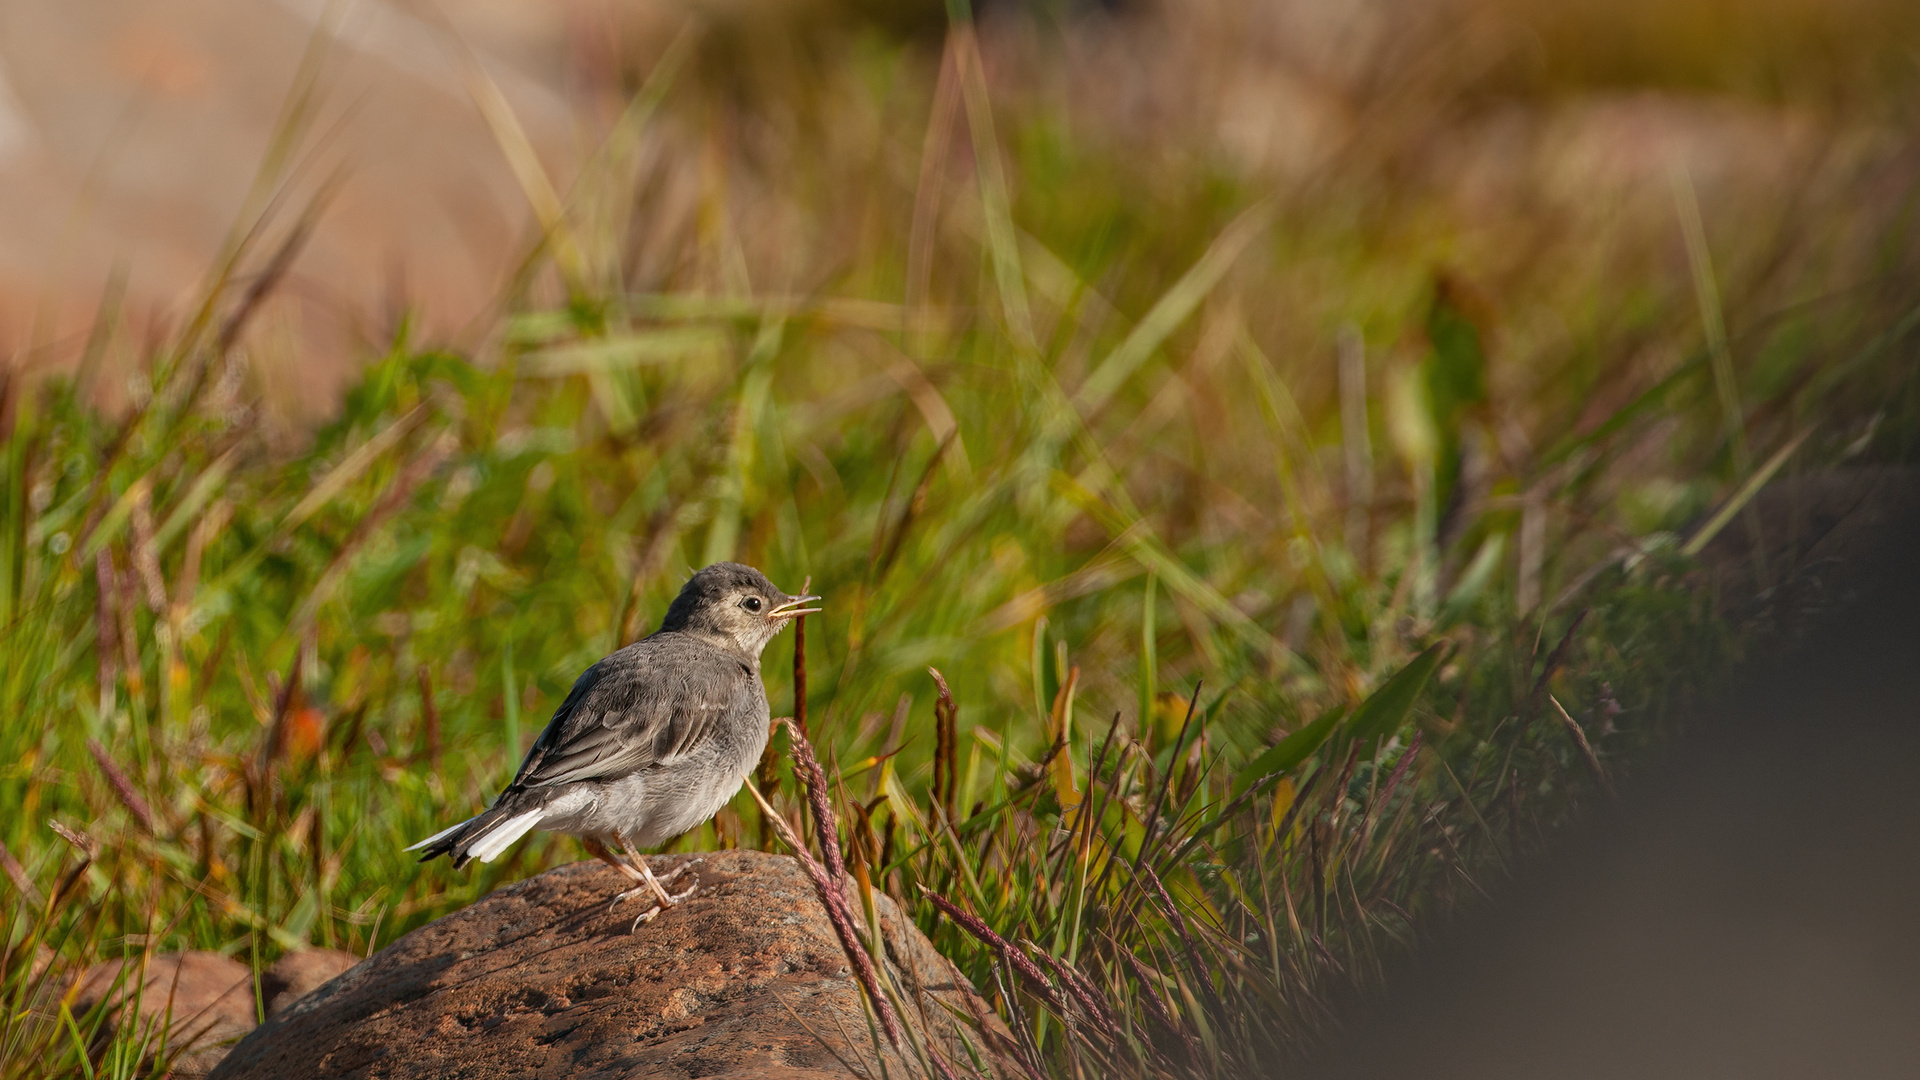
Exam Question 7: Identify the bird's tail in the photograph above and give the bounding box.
[406,796,545,869]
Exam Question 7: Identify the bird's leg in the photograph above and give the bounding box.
[638,862,676,909]
[664,857,704,892]
[608,838,672,932]
[583,836,644,883]
[584,837,656,910]
[617,837,699,908]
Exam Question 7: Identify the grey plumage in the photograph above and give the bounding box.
[409,563,819,914]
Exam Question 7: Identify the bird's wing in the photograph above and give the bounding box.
[503,638,754,790]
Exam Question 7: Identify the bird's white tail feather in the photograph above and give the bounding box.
[464,810,544,863]
[404,819,467,852]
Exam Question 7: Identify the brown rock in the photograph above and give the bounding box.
[262,949,363,1018]
[72,950,257,1078]
[209,850,1017,1080]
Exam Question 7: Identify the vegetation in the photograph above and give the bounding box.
[2,3,1917,1076]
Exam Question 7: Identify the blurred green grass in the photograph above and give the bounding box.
[3,3,1919,1075]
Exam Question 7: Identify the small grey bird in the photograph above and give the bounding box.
[408,562,820,920]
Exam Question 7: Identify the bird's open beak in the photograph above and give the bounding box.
[767,595,822,620]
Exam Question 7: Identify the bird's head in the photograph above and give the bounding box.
[660,562,821,656]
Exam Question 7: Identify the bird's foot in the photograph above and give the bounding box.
[663,858,703,901]
[611,860,702,928]
[610,885,654,910]
[628,903,664,932]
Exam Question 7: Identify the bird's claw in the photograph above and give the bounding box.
[664,858,703,902]
[610,858,702,929]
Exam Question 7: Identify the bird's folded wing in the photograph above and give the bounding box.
[504,644,749,790]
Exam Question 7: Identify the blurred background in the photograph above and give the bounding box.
[2,1,1918,1076]
[5,0,1919,410]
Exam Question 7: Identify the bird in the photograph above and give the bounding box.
[407,562,821,923]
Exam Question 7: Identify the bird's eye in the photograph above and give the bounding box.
[741,596,763,613]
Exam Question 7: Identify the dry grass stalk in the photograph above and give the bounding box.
[929,667,959,828]
[46,821,96,858]
[1022,940,1120,1040]
[757,719,970,1080]
[416,665,441,768]
[792,605,809,740]
[920,888,1066,1016]
[86,739,157,836]
[0,841,41,907]
[1121,949,1201,1070]
[1524,608,1589,725]
[251,652,305,820]
[1550,695,1614,797]
[744,778,904,1049]
[1134,863,1224,1018]
[780,718,845,880]
[129,490,168,614]
[93,548,117,711]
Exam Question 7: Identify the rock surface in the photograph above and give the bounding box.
[65,945,365,1076]
[208,850,1014,1080]
[72,950,256,1078]
[263,949,365,1019]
